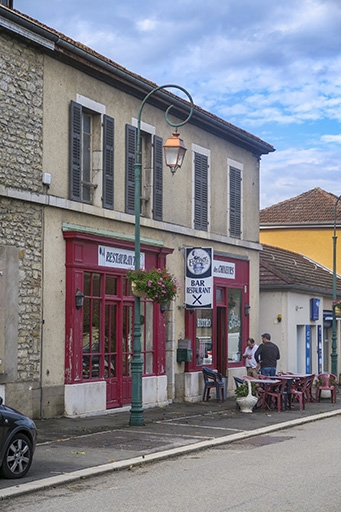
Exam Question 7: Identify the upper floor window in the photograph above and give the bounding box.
[229,164,242,238]
[70,100,114,209]
[193,147,210,231]
[125,124,163,220]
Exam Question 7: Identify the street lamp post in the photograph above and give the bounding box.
[129,85,193,426]
[331,195,341,377]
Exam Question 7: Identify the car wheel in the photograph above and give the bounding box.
[0,433,33,479]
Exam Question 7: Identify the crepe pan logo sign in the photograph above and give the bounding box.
[185,248,213,309]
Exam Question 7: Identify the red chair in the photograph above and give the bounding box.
[315,373,337,404]
[261,379,287,412]
[290,382,305,410]
[300,374,315,403]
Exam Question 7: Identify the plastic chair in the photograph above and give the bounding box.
[261,379,287,412]
[290,382,305,410]
[315,373,337,403]
[233,376,244,388]
[202,367,225,402]
[300,374,315,403]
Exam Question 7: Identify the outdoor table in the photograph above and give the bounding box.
[242,377,281,410]
[281,373,315,402]
[245,376,293,411]
[262,375,295,409]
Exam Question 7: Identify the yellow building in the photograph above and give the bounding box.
[260,188,341,273]
[260,188,341,378]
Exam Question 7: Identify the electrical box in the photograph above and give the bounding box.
[177,338,192,362]
[177,348,193,363]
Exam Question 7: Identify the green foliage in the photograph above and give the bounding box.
[235,381,258,397]
[127,267,181,304]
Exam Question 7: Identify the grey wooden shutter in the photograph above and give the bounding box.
[70,101,82,201]
[153,135,163,221]
[194,152,208,231]
[102,115,114,210]
[230,167,241,237]
[125,124,136,214]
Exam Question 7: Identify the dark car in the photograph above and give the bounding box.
[0,396,37,478]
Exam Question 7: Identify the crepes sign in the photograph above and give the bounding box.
[185,247,213,309]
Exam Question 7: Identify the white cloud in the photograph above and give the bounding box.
[321,135,341,144]
[14,0,341,209]
[136,18,158,32]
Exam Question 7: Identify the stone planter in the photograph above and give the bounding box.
[236,380,258,413]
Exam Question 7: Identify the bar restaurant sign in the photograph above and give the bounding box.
[185,247,213,309]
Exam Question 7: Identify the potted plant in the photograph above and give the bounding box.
[333,299,341,317]
[235,380,258,413]
[127,267,181,305]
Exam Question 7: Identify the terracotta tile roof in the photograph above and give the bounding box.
[260,244,341,295]
[260,188,341,224]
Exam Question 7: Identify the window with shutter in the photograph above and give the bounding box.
[70,100,113,207]
[229,167,241,238]
[125,125,163,220]
[153,135,163,221]
[102,116,114,210]
[194,152,208,231]
[70,101,82,202]
[125,124,137,215]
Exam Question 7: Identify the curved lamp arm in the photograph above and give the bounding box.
[136,84,194,130]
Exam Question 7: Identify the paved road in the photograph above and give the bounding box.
[0,397,340,500]
[2,415,340,512]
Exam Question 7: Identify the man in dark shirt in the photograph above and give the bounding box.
[255,333,280,376]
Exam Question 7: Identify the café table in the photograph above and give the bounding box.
[242,377,282,410]
[246,375,296,411]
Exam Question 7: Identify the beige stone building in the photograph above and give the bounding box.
[0,4,274,418]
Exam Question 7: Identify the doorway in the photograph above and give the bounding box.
[104,302,133,408]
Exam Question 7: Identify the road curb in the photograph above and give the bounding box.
[1,409,340,500]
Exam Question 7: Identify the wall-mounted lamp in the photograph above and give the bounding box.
[244,304,251,316]
[277,314,282,323]
[75,289,85,309]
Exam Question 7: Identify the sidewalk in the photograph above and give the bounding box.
[1,395,340,500]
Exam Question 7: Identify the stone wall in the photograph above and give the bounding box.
[0,33,44,417]
[0,32,44,192]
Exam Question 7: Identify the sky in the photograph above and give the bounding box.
[13,0,341,208]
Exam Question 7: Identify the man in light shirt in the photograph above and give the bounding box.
[242,338,259,378]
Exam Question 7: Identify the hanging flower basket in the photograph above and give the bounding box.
[131,281,145,297]
[127,268,181,304]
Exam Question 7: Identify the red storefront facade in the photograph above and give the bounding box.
[64,231,250,412]
[184,256,250,377]
[64,231,172,410]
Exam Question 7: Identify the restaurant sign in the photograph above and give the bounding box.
[213,259,235,279]
[185,247,213,309]
[98,245,145,270]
